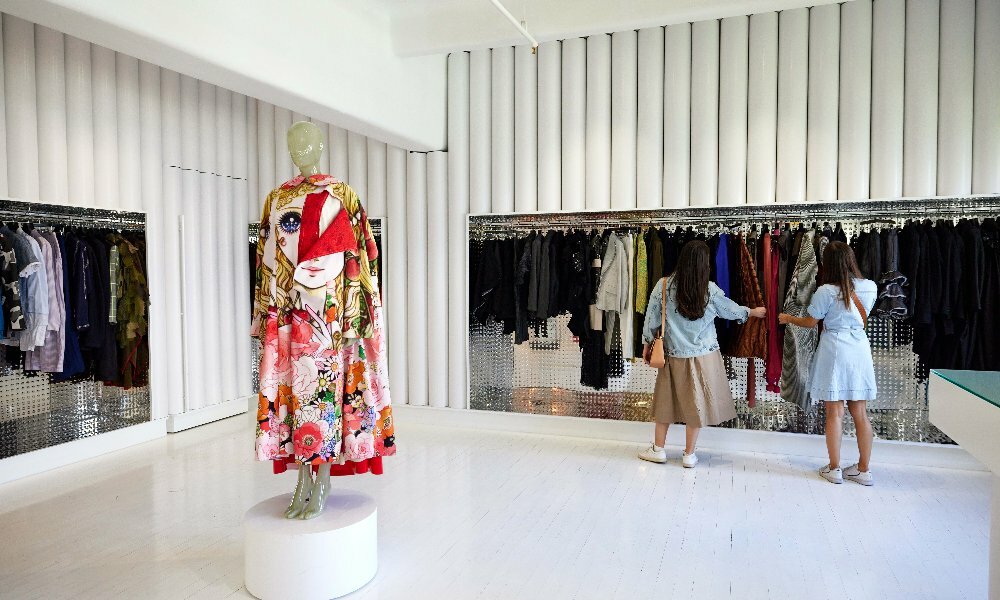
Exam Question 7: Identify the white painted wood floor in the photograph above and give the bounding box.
[0,416,991,600]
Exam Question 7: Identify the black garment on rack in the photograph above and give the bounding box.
[546,231,564,318]
[973,219,1000,370]
[492,238,517,334]
[565,230,591,340]
[471,239,501,323]
[513,232,535,344]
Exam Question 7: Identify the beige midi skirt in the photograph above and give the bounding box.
[650,350,737,427]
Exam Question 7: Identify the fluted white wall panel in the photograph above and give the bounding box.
[937,0,976,195]
[469,49,491,214]
[973,0,1000,193]
[92,45,118,208]
[514,44,537,213]
[838,0,872,201]
[586,34,612,210]
[273,106,292,183]
[611,30,638,211]
[35,25,68,203]
[447,51,470,409]
[65,36,92,206]
[385,145,408,405]
[719,16,749,205]
[561,38,587,212]
[806,5,840,202]
[138,60,167,418]
[0,20,8,197]
[245,97,259,215]
[197,81,222,409]
[636,28,664,209]
[215,86,237,404]
[690,20,720,206]
[903,0,940,196]
[870,0,905,199]
[3,16,37,201]
[348,131,368,198]
[329,124,349,183]
[747,12,778,204]
[405,152,428,407]
[426,151,448,408]
[663,23,691,208]
[116,54,141,211]
[316,121,332,177]
[367,141,387,218]
[776,8,809,203]
[161,69,184,416]
[290,111,306,125]
[256,101,274,208]
[231,91,252,398]
[179,75,204,410]
[537,41,561,213]
[491,46,514,213]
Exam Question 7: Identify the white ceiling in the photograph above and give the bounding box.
[383,0,849,56]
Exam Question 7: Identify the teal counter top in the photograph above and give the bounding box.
[932,370,1000,409]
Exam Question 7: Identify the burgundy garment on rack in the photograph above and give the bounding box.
[764,231,782,394]
[731,236,767,407]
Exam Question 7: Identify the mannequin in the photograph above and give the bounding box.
[284,120,332,520]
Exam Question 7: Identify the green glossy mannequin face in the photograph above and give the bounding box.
[287,121,325,176]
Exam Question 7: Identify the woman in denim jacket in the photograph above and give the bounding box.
[639,241,766,467]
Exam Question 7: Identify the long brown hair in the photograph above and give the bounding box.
[673,240,711,320]
[821,241,863,308]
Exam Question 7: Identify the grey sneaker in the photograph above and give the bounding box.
[843,464,873,486]
[638,444,667,464]
[819,465,843,484]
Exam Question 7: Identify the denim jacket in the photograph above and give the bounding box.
[642,275,749,358]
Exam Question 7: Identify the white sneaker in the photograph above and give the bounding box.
[682,452,699,468]
[843,464,873,486]
[819,465,843,484]
[638,444,667,464]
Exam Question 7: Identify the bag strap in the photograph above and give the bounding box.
[660,277,667,337]
[850,289,868,328]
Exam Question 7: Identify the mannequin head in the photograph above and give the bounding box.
[287,121,325,176]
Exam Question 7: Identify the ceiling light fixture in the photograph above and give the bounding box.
[488,0,539,54]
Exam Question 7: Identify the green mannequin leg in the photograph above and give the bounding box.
[284,467,313,519]
[302,463,332,520]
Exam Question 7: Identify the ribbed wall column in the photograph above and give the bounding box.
[215,86,237,403]
[405,152,428,406]
[367,141,387,218]
[806,4,840,202]
[663,23,691,208]
[514,44,537,213]
[329,125,349,183]
[747,12,778,204]
[114,55,141,211]
[636,27,664,209]
[903,0,940,196]
[469,49,492,214]
[690,20,720,206]
[231,91,252,399]
[35,25,68,204]
[426,151,448,408]
[870,0,905,199]
[562,38,587,212]
[291,111,307,124]
[179,75,204,410]
[245,98,259,215]
[838,0,873,201]
[537,41,561,213]
[160,69,184,415]
[198,81,222,408]
[973,0,1000,193]
[92,45,118,207]
[447,51,470,409]
[4,16,38,201]
[65,36,92,206]
[348,131,368,197]
[385,145,408,405]
[586,34,612,210]
[776,8,808,203]
[138,60,166,418]
[937,0,976,195]
[491,46,514,213]
[610,31,638,211]
[719,16,749,205]
[317,121,332,176]
[256,101,275,208]
[273,106,292,183]
[0,18,8,197]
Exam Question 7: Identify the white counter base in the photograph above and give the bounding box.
[244,492,377,600]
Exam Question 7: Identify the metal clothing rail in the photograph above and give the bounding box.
[0,198,146,231]
[468,196,1000,236]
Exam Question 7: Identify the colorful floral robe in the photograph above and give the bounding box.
[252,174,395,475]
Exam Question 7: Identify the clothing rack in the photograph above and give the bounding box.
[0,198,146,231]
[468,196,1000,236]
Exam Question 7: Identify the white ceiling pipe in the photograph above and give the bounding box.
[489,0,539,53]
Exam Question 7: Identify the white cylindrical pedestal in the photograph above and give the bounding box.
[245,492,377,600]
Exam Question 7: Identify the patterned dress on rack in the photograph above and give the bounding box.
[252,174,395,475]
[780,229,820,409]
